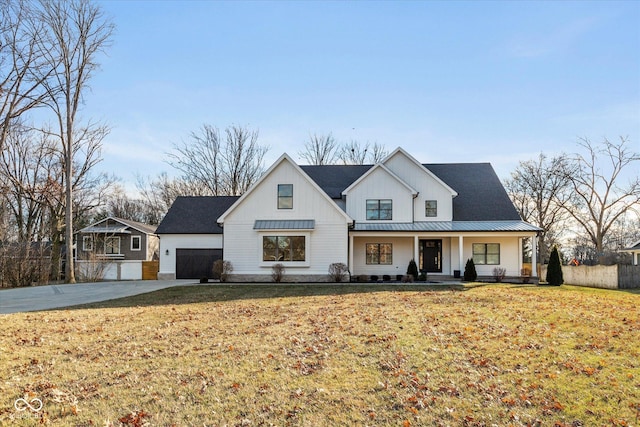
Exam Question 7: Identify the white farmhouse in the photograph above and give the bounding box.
[157,148,540,282]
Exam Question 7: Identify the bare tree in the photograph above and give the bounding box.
[136,172,208,225]
[298,133,338,165]
[504,153,574,263]
[166,124,223,195]
[0,123,56,241]
[337,140,388,165]
[221,125,268,195]
[0,0,53,152]
[339,140,370,165]
[368,142,389,163]
[167,124,269,196]
[563,136,640,264]
[37,0,114,283]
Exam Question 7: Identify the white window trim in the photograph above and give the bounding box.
[82,235,93,251]
[258,231,310,267]
[131,235,142,251]
[277,184,294,210]
[105,236,121,255]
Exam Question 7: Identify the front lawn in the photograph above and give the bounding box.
[0,284,638,426]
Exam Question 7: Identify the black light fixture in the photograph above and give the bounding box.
[165,249,169,255]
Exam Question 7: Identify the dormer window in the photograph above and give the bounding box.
[425,200,437,217]
[278,184,293,209]
[366,199,392,220]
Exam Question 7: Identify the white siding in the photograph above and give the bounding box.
[345,167,414,223]
[462,236,521,277]
[352,236,414,277]
[384,150,454,221]
[159,234,223,277]
[222,160,349,278]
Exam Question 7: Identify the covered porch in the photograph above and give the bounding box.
[348,221,540,280]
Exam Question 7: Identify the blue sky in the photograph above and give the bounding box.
[87,0,640,192]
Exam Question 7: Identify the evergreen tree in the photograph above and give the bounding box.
[464,258,477,281]
[407,259,419,280]
[546,246,564,286]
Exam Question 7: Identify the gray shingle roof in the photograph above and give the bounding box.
[155,196,239,234]
[425,163,521,221]
[157,162,523,234]
[301,163,521,221]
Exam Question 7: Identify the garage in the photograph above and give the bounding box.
[176,248,222,279]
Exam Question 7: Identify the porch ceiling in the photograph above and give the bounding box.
[351,220,541,232]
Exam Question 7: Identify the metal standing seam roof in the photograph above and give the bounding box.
[254,220,316,230]
[351,221,541,232]
[79,225,131,234]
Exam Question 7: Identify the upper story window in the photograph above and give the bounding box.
[278,184,293,209]
[366,199,392,220]
[82,236,93,251]
[425,200,437,217]
[131,235,142,251]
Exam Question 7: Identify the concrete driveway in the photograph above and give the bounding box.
[0,280,195,314]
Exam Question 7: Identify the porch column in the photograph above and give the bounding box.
[459,235,464,274]
[531,234,538,278]
[414,236,419,265]
[349,233,354,277]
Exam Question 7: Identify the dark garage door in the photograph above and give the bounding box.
[176,249,222,279]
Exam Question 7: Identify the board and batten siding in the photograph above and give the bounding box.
[221,159,350,281]
[461,235,521,277]
[345,167,415,223]
[158,234,223,279]
[384,151,454,221]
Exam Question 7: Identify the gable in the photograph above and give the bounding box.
[383,148,457,197]
[217,154,352,224]
[301,162,521,222]
[342,163,417,196]
[79,216,157,235]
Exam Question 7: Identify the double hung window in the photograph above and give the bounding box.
[472,243,500,265]
[366,199,392,220]
[366,243,393,265]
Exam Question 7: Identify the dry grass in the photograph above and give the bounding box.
[0,284,638,426]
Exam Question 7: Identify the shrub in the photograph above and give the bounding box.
[492,267,506,283]
[383,274,391,282]
[401,274,414,283]
[212,260,233,282]
[417,273,427,282]
[328,262,348,282]
[407,259,419,281]
[199,277,208,283]
[463,258,477,282]
[370,275,379,282]
[271,263,285,283]
[358,275,369,283]
[546,246,564,286]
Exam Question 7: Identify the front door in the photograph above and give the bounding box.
[420,239,442,273]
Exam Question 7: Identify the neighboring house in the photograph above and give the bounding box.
[157,147,541,282]
[76,217,159,280]
[622,240,640,265]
